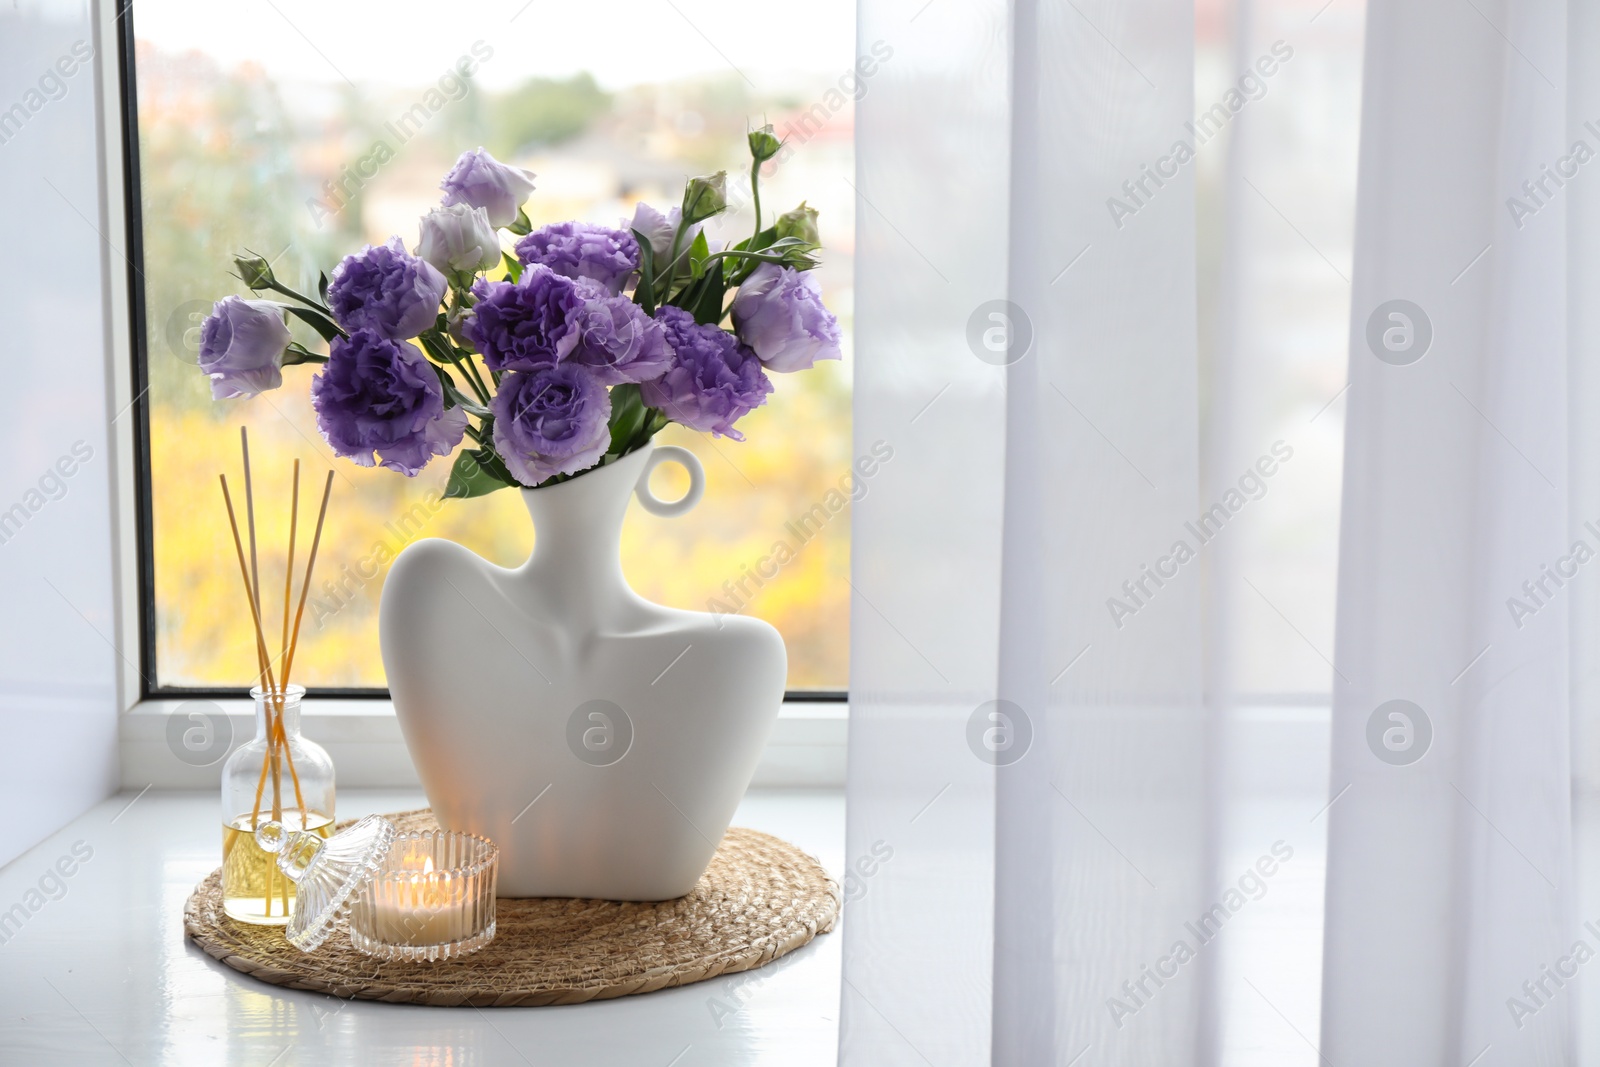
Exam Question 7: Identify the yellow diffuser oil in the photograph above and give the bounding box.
[222,812,333,924]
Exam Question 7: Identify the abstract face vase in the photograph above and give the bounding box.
[379,444,787,900]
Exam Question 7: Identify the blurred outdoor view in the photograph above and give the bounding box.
[132,0,858,690]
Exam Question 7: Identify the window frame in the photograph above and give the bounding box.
[111,3,847,705]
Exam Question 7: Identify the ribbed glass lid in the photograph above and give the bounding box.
[254,814,398,952]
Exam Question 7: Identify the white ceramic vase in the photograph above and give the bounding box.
[379,443,786,900]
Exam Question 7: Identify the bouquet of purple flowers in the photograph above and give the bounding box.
[197,126,840,497]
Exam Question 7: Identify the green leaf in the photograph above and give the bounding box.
[418,333,494,408]
[431,365,491,415]
[282,304,345,343]
[507,207,533,236]
[666,252,722,321]
[721,236,820,284]
[690,259,726,325]
[605,384,648,456]
[605,385,670,458]
[502,251,523,283]
[630,229,657,315]
[687,229,711,279]
[732,226,777,255]
[444,445,519,499]
[317,271,330,304]
[416,332,454,365]
[639,406,670,446]
[419,332,476,373]
[281,342,327,366]
[771,236,822,271]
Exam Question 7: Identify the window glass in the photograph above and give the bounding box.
[130,1,857,690]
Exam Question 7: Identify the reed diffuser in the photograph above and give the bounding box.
[218,428,337,926]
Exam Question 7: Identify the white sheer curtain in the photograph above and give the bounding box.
[846,0,1208,1062]
[1321,0,1578,1063]
[845,0,1592,1063]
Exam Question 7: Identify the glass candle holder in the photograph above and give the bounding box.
[348,830,498,962]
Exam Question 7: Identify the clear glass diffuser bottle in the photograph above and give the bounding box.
[221,685,335,925]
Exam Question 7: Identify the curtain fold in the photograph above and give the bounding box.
[1320,0,1574,1063]
[847,0,1207,1063]
[842,2,1009,1061]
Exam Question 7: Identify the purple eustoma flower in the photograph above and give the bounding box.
[463,265,584,373]
[515,222,640,294]
[729,263,842,373]
[641,306,772,440]
[440,147,536,229]
[491,363,612,485]
[311,327,466,476]
[568,279,671,385]
[417,203,500,277]
[197,296,291,399]
[327,237,447,340]
[627,201,701,275]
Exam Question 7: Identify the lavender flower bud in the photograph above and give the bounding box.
[681,171,728,225]
[775,202,820,246]
[748,124,782,163]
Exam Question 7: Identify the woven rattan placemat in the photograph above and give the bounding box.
[184,809,839,1006]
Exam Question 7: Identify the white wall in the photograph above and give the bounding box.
[0,0,121,866]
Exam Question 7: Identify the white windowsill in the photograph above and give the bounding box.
[120,698,847,789]
[0,786,843,1062]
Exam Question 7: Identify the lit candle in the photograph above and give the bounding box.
[369,856,472,946]
[350,829,497,961]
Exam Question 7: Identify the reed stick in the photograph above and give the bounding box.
[277,460,301,827]
[268,702,307,827]
[221,478,282,785]
[250,743,273,833]
[240,431,287,824]
[241,430,276,811]
[281,461,299,685]
[257,467,331,825]
[241,428,262,625]
[218,446,332,920]
[220,475,305,826]
[269,469,331,826]
[279,470,335,690]
[245,440,310,823]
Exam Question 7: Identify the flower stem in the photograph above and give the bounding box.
[701,248,793,270]
[458,353,493,404]
[424,328,493,407]
[266,280,332,316]
[750,158,763,237]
